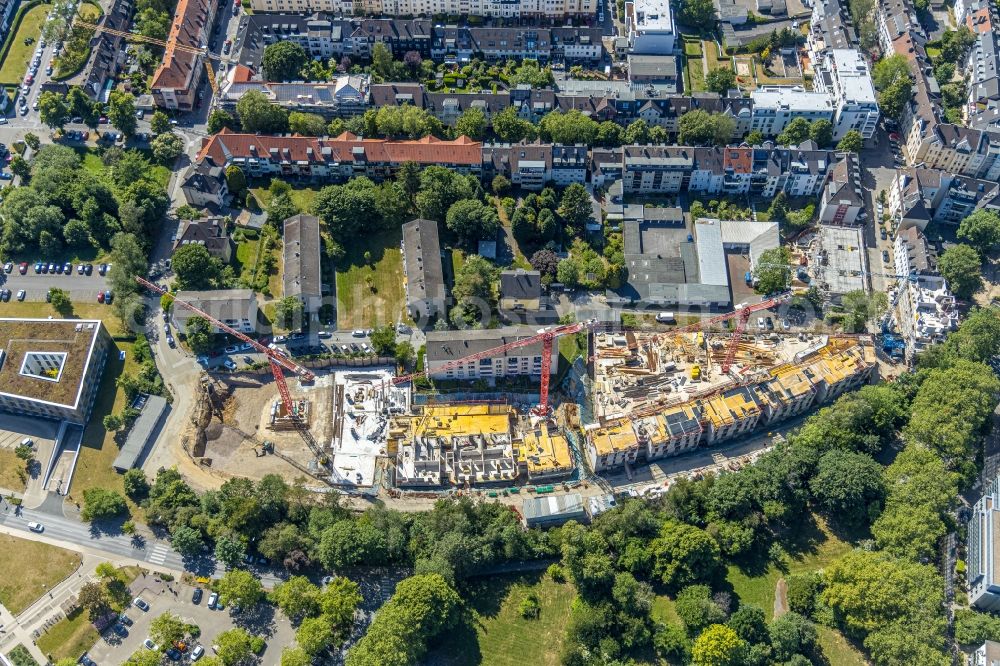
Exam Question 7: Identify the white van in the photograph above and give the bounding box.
[20,437,33,448]
[655,312,675,323]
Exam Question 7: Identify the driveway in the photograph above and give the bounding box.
[86,580,295,665]
[0,265,110,302]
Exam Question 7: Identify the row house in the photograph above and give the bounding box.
[620,144,839,198]
[248,0,594,17]
[818,153,865,225]
[811,49,880,139]
[481,142,588,189]
[967,31,1000,130]
[876,0,924,54]
[151,0,218,110]
[584,338,876,472]
[807,0,856,61]
[196,128,482,181]
[890,167,1000,230]
[893,227,959,356]
[429,26,604,63]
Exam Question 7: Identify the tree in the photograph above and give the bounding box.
[625,119,651,144]
[23,133,39,151]
[151,132,184,164]
[650,521,721,590]
[769,612,818,662]
[172,243,223,290]
[954,608,1000,646]
[150,611,188,647]
[280,647,312,666]
[236,90,289,134]
[777,117,811,146]
[597,120,625,147]
[809,119,834,147]
[314,176,382,241]
[940,27,976,64]
[271,296,302,330]
[270,576,321,621]
[654,622,691,662]
[810,449,885,526]
[491,106,537,142]
[877,77,913,121]
[185,316,213,355]
[78,580,112,616]
[691,624,748,666]
[107,91,137,136]
[123,468,149,499]
[451,254,499,325]
[786,572,822,617]
[746,129,765,146]
[81,487,127,521]
[369,325,397,356]
[446,199,500,246]
[679,0,717,29]
[9,155,29,179]
[706,67,737,94]
[215,534,246,569]
[837,129,864,153]
[49,287,72,315]
[938,243,982,299]
[492,175,511,195]
[346,574,461,666]
[207,109,235,134]
[267,193,300,226]
[840,289,888,333]
[371,42,394,79]
[124,649,163,666]
[103,414,123,432]
[296,615,335,656]
[217,569,264,609]
[530,249,559,277]
[558,183,593,232]
[957,209,1000,253]
[38,90,70,128]
[395,340,415,367]
[262,42,308,81]
[170,525,204,556]
[678,110,735,145]
[753,247,791,294]
[675,585,727,635]
[150,111,172,135]
[556,257,581,287]
[289,111,328,136]
[454,107,486,140]
[214,628,255,666]
[873,54,911,90]
[538,109,599,145]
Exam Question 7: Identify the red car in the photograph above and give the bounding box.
[97,291,105,303]
[18,262,27,274]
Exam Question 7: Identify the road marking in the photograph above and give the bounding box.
[148,544,170,565]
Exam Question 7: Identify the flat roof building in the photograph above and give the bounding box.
[112,395,169,471]
[518,421,575,480]
[0,319,112,424]
[627,0,677,55]
[750,86,836,138]
[522,492,588,528]
[813,49,880,139]
[970,474,1000,612]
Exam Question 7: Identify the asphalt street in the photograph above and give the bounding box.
[0,264,111,301]
[0,499,286,587]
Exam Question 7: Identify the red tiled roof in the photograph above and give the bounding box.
[198,130,483,166]
[967,7,994,33]
[723,146,753,174]
[231,65,254,83]
[151,0,213,91]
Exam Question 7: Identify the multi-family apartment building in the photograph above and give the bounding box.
[818,153,865,224]
[172,289,262,334]
[811,49,880,139]
[219,72,370,118]
[890,167,1000,230]
[968,474,1000,611]
[894,227,959,356]
[876,0,924,54]
[627,0,677,54]
[0,319,112,425]
[151,0,218,110]
[749,86,835,137]
[423,328,559,379]
[807,0,856,59]
[583,338,876,473]
[247,0,595,17]
[481,142,589,189]
[196,129,483,181]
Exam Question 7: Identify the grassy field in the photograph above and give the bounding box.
[0,534,80,615]
[334,228,406,330]
[727,515,853,618]
[0,301,127,336]
[250,185,320,214]
[0,3,51,84]
[651,594,682,625]
[704,40,729,71]
[685,54,706,92]
[78,0,101,20]
[0,448,27,492]
[72,338,139,507]
[429,573,576,666]
[74,146,171,189]
[816,625,867,665]
[36,606,97,663]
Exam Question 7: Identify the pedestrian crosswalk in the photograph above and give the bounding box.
[147,544,170,565]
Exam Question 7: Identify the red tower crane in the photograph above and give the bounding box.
[391,320,599,416]
[136,277,315,416]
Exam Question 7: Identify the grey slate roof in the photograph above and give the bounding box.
[283,214,322,304]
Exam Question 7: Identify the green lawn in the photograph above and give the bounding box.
[36,606,98,663]
[816,625,867,666]
[0,534,80,615]
[334,228,406,330]
[78,0,101,20]
[0,301,128,336]
[0,3,52,85]
[250,185,320,214]
[683,37,703,57]
[0,448,27,492]
[685,55,706,92]
[703,40,729,71]
[651,594,682,625]
[428,573,576,666]
[74,146,170,189]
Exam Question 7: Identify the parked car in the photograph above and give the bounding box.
[63,262,71,273]
[192,588,203,604]
[77,264,85,274]
[165,648,181,661]
[224,344,239,353]
[882,250,890,263]
[207,592,219,609]
[133,597,150,611]
[97,291,105,303]
[104,290,113,303]
[33,262,41,273]
[17,262,26,274]
[16,289,25,301]
[880,228,887,241]
[0,289,10,302]
[98,263,108,275]
[223,359,237,371]
[118,614,133,627]
[143,639,158,651]
[191,645,205,661]
[352,329,366,337]
[2,262,11,273]
[112,623,128,637]
[27,521,43,532]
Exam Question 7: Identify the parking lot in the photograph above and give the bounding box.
[0,262,111,303]
[85,579,295,665]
